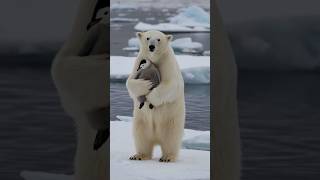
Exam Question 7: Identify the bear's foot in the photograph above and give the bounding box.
[129,154,150,161]
[159,155,175,163]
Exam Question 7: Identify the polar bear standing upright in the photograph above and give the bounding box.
[51,0,108,179]
[126,30,185,162]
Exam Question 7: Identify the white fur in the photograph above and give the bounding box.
[51,0,107,179]
[126,30,185,162]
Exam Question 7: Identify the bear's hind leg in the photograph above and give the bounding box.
[158,121,184,162]
[130,118,154,160]
[159,141,180,162]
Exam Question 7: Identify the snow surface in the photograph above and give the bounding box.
[116,115,210,151]
[124,37,203,53]
[111,121,210,180]
[110,55,210,84]
[21,118,210,180]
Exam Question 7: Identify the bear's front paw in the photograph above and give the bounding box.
[146,91,161,107]
[129,154,150,161]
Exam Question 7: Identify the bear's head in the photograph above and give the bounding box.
[136,30,173,59]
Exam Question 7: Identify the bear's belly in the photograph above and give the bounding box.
[134,99,185,141]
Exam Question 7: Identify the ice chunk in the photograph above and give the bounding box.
[134,22,209,33]
[202,50,210,56]
[116,115,132,122]
[111,17,139,23]
[182,132,210,151]
[171,37,203,53]
[182,67,210,84]
[169,6,210,28]
[133,6,209,33]
[127,37,139,48]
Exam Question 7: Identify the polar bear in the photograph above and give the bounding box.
[126,30,185,162]
[51,0,108,179]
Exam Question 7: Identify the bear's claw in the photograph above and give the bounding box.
[129,154,149,161]
[159,157,171,162]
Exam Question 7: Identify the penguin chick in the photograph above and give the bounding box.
[134,59,161,109]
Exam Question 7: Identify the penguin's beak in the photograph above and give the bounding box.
[93,129,109,150]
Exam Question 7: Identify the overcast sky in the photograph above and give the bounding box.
[217,0,320,23]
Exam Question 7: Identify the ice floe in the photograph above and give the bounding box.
[110,55,210,84]
[111,17,139,23]
[168,5,210,28]
[110,120,210,180]
[124,37,203,54]
[134,5,210,33]
[134,22,209,33]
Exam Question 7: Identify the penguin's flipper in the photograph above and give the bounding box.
[93,129,109,151]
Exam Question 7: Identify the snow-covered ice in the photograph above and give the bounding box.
[115,115,210,151]
[110,55,210,84]
[171,37,203,53]
[124,37,203,54]
[183,132,210,151]
[111,121,210,180]
[202,50,210,56]
[111,0,209,10]
[169,6,210,28]
[127,37,139,48]
[111,17,139,23]
[134,22,209,33]
[134,5,210,33]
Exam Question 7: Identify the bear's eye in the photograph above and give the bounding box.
[157,39,160,42]
[147,37,150,40]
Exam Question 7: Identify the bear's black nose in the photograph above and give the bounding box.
[149,45,155,52]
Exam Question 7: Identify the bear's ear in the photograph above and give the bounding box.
[136,32,143,39]
[166,35,173,41]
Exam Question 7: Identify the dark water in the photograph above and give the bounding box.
[0,64,75,180]
[110,83,210,131]
[238,71,320,180]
